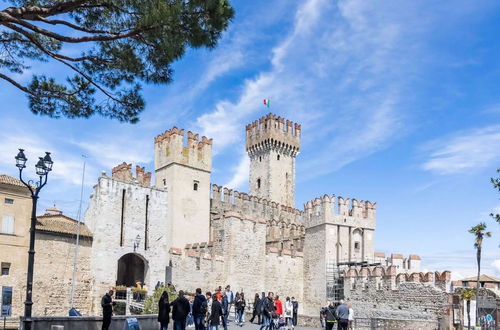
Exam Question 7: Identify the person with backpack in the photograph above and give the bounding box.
[193,288,207,330]
[323,302,337,330]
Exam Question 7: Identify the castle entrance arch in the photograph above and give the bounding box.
[116,253,148,287]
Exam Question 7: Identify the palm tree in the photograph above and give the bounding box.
[468,223,491,326]
[459,288,476,329]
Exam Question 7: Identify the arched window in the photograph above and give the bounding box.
[277,154,280,160]
[257,178,261,189]
[259,156,262,162]
[193,181,199,191]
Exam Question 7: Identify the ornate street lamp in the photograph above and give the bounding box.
[15,149,53,330]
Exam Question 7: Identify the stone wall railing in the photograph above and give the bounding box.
[19,315,157,330]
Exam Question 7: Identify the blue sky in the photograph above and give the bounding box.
[1,0,499,279]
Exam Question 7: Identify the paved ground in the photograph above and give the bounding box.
[221,318,320,330]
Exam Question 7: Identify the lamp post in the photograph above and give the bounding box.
[14,149,53,330]
[133,234,141,252]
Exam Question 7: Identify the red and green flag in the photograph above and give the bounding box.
[263,99,270,108]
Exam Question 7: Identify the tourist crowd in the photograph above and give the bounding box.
[319,300,354,330]
[158,285,300,330]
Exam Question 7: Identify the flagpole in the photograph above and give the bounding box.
[70,155,87,310]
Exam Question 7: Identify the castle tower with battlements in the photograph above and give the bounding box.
[246,113,301,207]
[154,127,213,248]
[83,112,436,323]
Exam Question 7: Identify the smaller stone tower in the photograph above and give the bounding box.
[246,113,300,207]
[154,128,212,248]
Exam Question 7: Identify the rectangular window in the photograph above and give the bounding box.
[144,195,149,250]
[1,263,10,276]
[1,216,14,234]
[120,189,125,246]
[4,198,14,205]
[1,286,13,317]
[354,242,360,250]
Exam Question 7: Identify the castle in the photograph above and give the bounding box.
[85,113,426,316]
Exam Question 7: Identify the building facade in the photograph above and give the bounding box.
[85,113,426,316]
[0,175,31,318]
[0,174,92,319]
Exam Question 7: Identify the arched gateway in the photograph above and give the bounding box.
[116,253,148,287]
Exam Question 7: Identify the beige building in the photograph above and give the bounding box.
[0,174,31,318]
[0,173,93,319]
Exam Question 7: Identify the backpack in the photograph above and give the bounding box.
[200,300,208,315]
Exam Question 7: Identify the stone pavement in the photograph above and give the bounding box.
[219,319,320,330]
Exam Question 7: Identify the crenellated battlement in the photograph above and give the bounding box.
[154,127,212,174]
[303,195,376,229]
[343,266,451,292]
[111,162,152,186]
[211,184,303,226]
[246,113,300,157]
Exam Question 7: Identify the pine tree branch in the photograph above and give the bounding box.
[2,1,102,20]
[0,11,152,43]
[0,72,36,96]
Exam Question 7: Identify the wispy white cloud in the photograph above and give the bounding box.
[195,0,440,186]
[421,125,500,175]
[223,155,249,190]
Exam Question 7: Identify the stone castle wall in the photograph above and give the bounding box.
[85,175,169,314]
[33,233,93,316]
[342,266,452,325]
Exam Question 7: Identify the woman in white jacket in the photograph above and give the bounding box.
[284,297,294,329]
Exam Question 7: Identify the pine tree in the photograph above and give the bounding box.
[0,0,234,122]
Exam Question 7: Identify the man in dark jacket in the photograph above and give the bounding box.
[192,288,207,330]
[171,290,191,330]
[291,297,298,327]
[101,289,114,330]
[259,292,274,330]
[209,294,224,330]
[324,302,337,330]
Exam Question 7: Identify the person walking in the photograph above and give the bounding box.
[172,290,191,330]
[249,293,262,324]
[224,285,234,322]
[222,291,229,330]
[158,291,171,330]
[235,292,246,326]
[193,288,208,330]
[335,300,349,330]
[208,294,224,330]
[274,296,283,318]
[284,297,293,329]
[347,304,354,330]
[291,297,298,328]
[187,296,194,328]
[205,291,213,330]
[101,289,115,330]
[259,292,274,330]
[324,302,336,330]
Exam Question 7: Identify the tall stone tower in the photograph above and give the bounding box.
[246,113,300,207]
[154,128,212,248]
